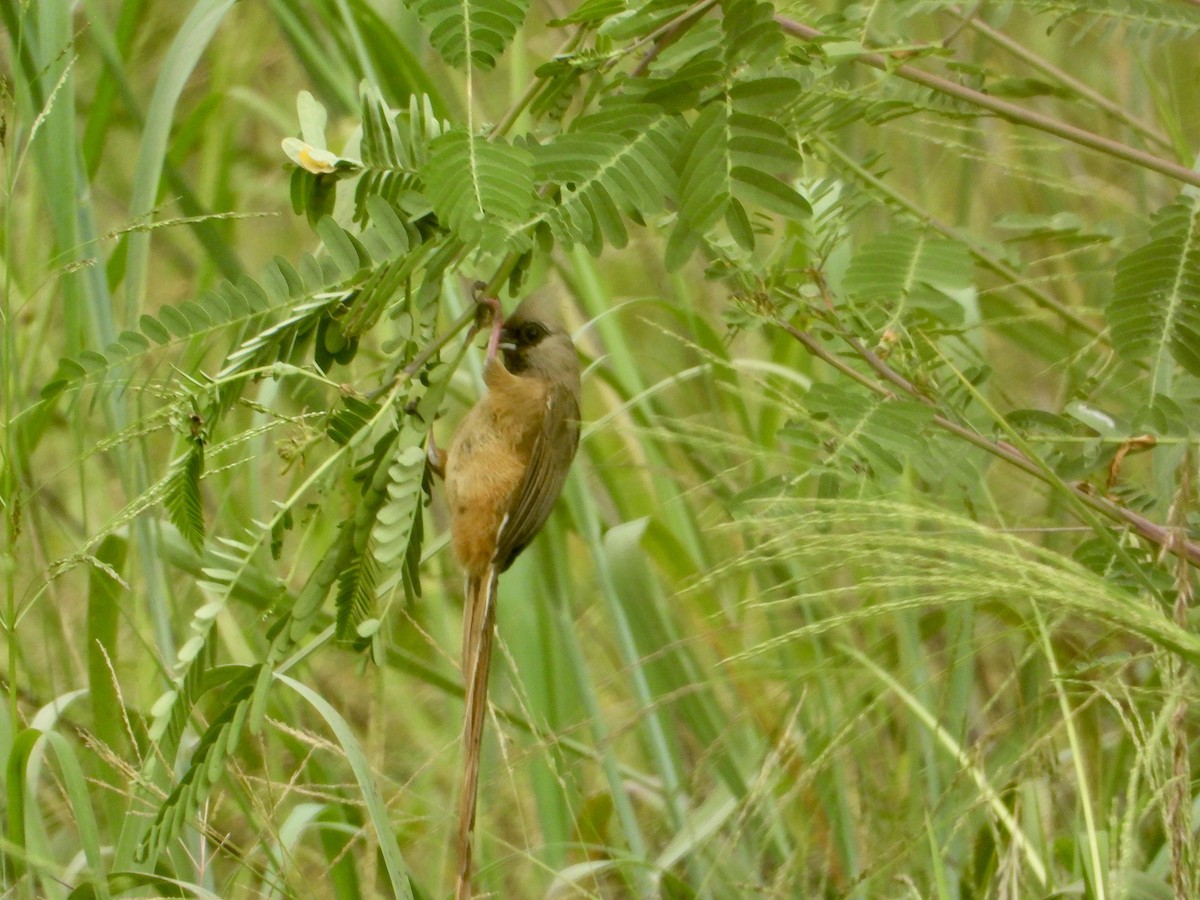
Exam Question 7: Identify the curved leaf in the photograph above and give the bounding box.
[277,674,415,900]
[137,667,260,861]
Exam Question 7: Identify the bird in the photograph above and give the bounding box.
[435,293,582,900]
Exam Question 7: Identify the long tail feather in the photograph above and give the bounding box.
[455,567,499,900]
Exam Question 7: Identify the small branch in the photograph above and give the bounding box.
[624,0,719,72]
[366,306,477,404]
[953,6,1173,154]
[490,30,587,139]
[773,16,1200,189]
[775,319,1200,569]
[815,136,1103,340]
[629,0,719,78]
[402,307,477,377]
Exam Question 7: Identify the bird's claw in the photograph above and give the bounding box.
[474,295,502,331]
[470,296,504,364]
[427,432,447,479]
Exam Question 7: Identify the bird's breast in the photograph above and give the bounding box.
[443,372,550,576]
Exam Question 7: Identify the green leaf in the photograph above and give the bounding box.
[8,728,110,898]
[413,0,530,70]
[844,231,973,332]
[677,103,732,234]
[421,130,534,247]
[87,536,129,767]
[117,330,150,353]
[277,675,415,899]
[139,314,171,344]
[125,0,238,321]
[328,395,383,446]
[69,872,224,900]
[721,0,784,67]
[137,668,259,862]
[164,436,205,552]
[987,77,1074,99]
[335,540,380,644]
[603,0,693,41]
[158,306,191,338]
[727,75,804,113]
[1107,196,1200,379]
[805,383,936,478]
[372,439,430,606]
[550,0,626,25]
[729,166,810,219]
[355,87,450,225]
[315,217,371,278]
[531,103,682,254]
[673,81,806,260]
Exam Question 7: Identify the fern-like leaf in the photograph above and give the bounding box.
[356,89,450,225]
[802,383,936,479]
[660,2,808,264]
[412,0,530,70]
[334,417,410,645]
[373,441,429,604]
[1028,0,1200,41]
[673,99,810,262]
[1108,196,1200,379]
[721,0,785,66]
[131,531,277,862]
[137,667,259,861]
[530,103,682,254]
[328,395,383,446]
[843,231,973,335]
[421,130,535,247]
[42,245,365,400]
[164,436,205,552]
[335,540,380,644]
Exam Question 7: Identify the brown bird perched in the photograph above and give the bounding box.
[434,293,581,900]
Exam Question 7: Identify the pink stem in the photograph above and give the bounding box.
[481,297,504,363]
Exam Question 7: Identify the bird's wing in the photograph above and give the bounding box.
[493,385,581,571]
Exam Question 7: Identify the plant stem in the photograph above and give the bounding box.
[776,319,1200,568]
[952,6,1172,153]
[774,15,1200,188]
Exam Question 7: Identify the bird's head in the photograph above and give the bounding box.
[499,296,580,389]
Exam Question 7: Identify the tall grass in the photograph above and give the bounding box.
[3,1,1199,898]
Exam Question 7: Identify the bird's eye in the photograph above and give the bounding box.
[519,322,546,344]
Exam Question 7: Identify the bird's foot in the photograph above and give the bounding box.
[476,296,504,364]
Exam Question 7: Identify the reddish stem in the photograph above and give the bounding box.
[478,296,504,364]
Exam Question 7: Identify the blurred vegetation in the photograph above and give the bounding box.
[2,0,1199,898]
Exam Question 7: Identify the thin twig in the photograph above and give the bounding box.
[490,30,587,139]
[815,136,1103,339]
[953,6,1173,153]
[403,307,477,377]
[630,0,719,78]
[775,319,1200,568]
[773,15,1200,189]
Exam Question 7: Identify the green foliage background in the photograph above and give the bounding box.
[2,0,1200,897]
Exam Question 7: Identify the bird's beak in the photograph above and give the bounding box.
[498,339,517,351]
